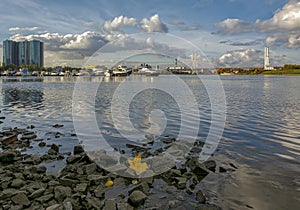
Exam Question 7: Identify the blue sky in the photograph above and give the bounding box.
[1,0,299,67]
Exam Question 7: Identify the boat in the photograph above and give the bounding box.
[105,65,132,77]
[137,64,159,76]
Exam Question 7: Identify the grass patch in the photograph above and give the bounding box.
[261,69,300,75]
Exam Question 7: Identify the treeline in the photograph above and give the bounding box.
[283,64,300,69]
[0,64,81,72]
[216,67,264,75]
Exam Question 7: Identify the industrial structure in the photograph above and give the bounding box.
[3,39,44,67]
[264,47,273,70]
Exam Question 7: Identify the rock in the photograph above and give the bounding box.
[46,204,63,210]
[53,124,64,128]
[28,188,45,199]
[175,177,187,189]
[21,133,37,140]
[11,192,30,206]
[36,166,47,173]
[63,201,72,210]
[51,144,59,153]
[87,175,107,185]
[103,198,116,210]
[66,155,82,164]
[59,178,80,187]
[82,163,97,175]
[48,149,58,155]
[75,183,88,193]
[54,186,72,202]
[11,179,25,188]
[128,181,150,195]
[9,205,23,210]
[0,152,17,163]
[73,145,84,155]
[128,190,147,207]
[0,188,19,200]
[87,197,103,210]
[38,142,46,147]
[1,134,18,145]
[197,204,222,210]
[219,166,227,173]
[36,194,54,203]
[196,190,206,203]
[204,160,217,172]
[161,137,176,144]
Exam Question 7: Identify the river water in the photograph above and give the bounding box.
[0,75,299,210]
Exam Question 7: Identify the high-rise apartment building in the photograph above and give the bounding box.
[3,40,44,67]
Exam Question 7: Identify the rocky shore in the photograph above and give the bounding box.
[0,126,231,210]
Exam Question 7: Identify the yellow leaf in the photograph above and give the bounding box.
[105,180,114,187]
[128,154,148,175]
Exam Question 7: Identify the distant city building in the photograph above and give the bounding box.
[3,40,44,67]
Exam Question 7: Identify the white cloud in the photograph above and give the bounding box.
[258,0,300,32]
[217,1,300,33]
[217,49,262,67]
[140,14,168,33]
[215,48,290,67]
[266,33,300,48]
[9,26,39,31]
[216,19,253,34]
[104,15,138,32]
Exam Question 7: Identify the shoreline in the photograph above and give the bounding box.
[0,124,228,209]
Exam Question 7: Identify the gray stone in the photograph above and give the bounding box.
[82,163,97,175]
[59,178,79,187]
[175,177,187,189]
[36,165,47,173]
[29,188,46,199]
[197,204,222,210]
[196,190,206,203]
[9,205,23,210]
[46,204,63,210]
[63,201,73,210]
[11,179,25,188]
[0,188,19,200]
[51,144,59,153]
[87,174,107,185]
[128,181,150,195]
[36,194,54,203]
[75,183,88,193]
[204,160,216,172]
[128,190,147,207]
[66,155,81,164]
[103,198,116,210]
[0,152,16,163]
[117,202,134,210]
[73,145,84,155]
[11,192,30,206]
[48,149,57,155]
[13,173,24,180]
[54,186,72,203]
[87,197,103,210]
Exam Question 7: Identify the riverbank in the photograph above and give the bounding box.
[0,124,230,210]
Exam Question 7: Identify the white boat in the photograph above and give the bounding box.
[105,65,131,77]
[137,65,159,76]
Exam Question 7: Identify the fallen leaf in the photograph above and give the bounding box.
[128,154,148,175]
[105,180,114,187]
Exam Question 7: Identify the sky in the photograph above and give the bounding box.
[0,0,299,68]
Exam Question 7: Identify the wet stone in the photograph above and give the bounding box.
[128,190,147,207]
[54,186,72,203]
[73,145,84,155]
[103,198,117,210]
[11,179,25,188]
[196,190,206,204]
[11,192,30,206]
